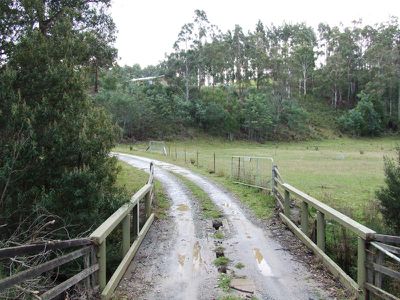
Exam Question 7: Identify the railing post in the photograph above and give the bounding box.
[271,165,276,196]
[145,188,152,219]
[132,204,139,238]
[284,190,290,217]
[98,240,106,290]
[357,237,366,300]
[374,251,384,288]
[301,201,309,234]
[317,211,325,252]
[122,214,130,256]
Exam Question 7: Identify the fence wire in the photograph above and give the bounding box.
[165,146,274,190]
[231,156,274,190]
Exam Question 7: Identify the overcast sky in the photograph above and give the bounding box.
[111,0,400,68]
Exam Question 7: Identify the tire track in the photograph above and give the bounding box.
[115,153,333,300]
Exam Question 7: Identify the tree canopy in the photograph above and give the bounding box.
[0,0,123,240]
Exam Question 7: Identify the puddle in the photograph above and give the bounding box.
[192,241,203,270]
[253,248,273,277]
[177,204,190,211]
[178,254,186,266]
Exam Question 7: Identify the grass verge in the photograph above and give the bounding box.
[174,173,222,219]
[114,148,276,220]
[116,160,170,219]
[218,274,232,292]
[213,256,230,267]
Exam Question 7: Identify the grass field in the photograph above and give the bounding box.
[116,160,169,219]
[115,136,399,226]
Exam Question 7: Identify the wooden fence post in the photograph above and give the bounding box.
[374,251,384,288]
[284,190,290,217]
[184,149,187,163]
[122,214,130,256]
[238,157,241,180]
[271,165,276,196]
[357,237,366,300]
[301,201,309,235]
[132,204,139,238]
[213,152,216,173]
[145,189,152,219]
[317,211,325,252]
[98,240,106,290]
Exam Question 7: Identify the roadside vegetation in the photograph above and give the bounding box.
[116,160,170,219]
[174,173,222,219]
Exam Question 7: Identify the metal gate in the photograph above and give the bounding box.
[231,156,274,190]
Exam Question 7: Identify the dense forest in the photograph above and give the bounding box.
[96,10,400,141]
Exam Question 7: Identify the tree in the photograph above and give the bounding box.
[0,0,122,239]
[376,148,400,234]
[338,91,382,136]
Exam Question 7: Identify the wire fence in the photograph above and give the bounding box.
[163,146,274,190]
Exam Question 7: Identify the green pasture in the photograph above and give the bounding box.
[116,160,170,219]
[115,136,399,224]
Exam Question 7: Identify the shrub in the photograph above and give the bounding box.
[339,91,382,136]
[376,148,400,234]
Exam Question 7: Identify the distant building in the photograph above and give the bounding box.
[131,75,167,85]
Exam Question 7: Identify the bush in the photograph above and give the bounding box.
[376,148,400,234]
[339,91,382,136]
[0,29,124,240]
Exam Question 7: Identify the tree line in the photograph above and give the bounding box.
[97,10,399,140]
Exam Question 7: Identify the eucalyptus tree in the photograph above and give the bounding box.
[362,18,400,120]
[290,23,317,96]
[248,20,270,89]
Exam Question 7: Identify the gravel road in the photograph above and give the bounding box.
[113,153,335,300]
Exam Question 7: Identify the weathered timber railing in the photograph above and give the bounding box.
[90,162,155,299]
[0,238,97,299]
[0,162,155,300]
[272,165,400,300]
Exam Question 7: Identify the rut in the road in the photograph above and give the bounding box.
[114,153,334,300]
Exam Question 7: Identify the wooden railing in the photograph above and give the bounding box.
[0,238,97,299]
[272,165,400,300]
[0,162,155,300]
[89,161,155,299]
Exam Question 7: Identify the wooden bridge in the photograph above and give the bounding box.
[0,161,399,299]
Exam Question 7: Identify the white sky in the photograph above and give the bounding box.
[111,0,400,67]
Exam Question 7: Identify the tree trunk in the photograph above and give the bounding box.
[303,65,307,96]
[398,79,400,121]
[94,63,99,93]
[185,57,189,101]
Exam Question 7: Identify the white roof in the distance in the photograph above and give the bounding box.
[131,75,165,82]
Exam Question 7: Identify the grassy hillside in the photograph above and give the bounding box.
[298,96,343,139]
